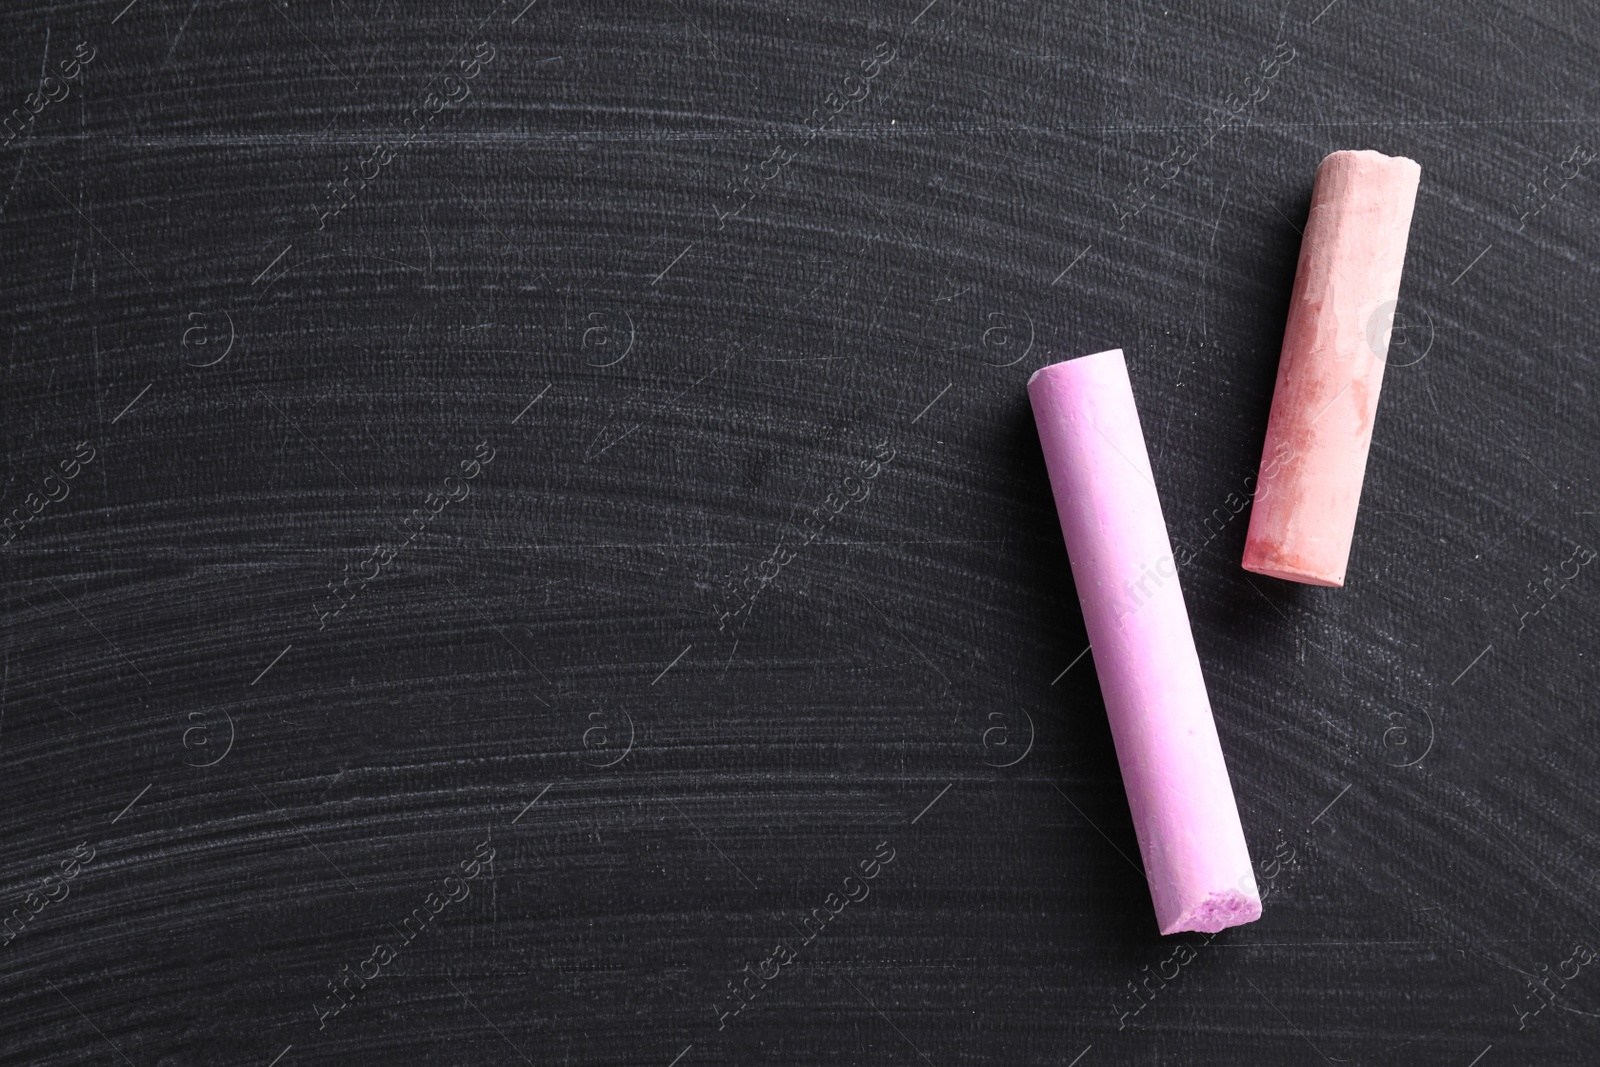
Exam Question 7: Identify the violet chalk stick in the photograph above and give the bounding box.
[1243,149,1421,586]
[1029,349,1260,935]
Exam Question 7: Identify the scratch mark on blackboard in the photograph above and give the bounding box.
[444,579,554,701]
[1309,783,1351,825]
[255,389,363,491]
[1052,781,1142,877]
[511,384,552,424]
[1243,977,1343,1064]
[653,643,693,685]
[666,0,762,94]
[252,244,292,286]
[910,382,953,424]
[1451,244,1493,286]
[46,980,135,1066]
[1051,244,1093,285]
[1051,644,1092,684]
[662,793,760,891]
[911,782,952,825]
[1241,575,1292,623]
[111,783,152,824]
[36,165,152,283]
[1450,644,1493,685]
[854,589,950,687]
[446,978,533,1064]
[251,643,294,686]
[44,577,152,685]
[512,783,552,824]
[839,973,937,1067]
[652,243,694,286]
[110,382,152,424]
[252,784,362,893]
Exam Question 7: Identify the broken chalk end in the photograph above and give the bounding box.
[1316,147,1420,176]
[1241,553,1346,588]
[1160,888,1264,936]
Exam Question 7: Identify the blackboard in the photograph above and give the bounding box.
[3,1,1598,1064]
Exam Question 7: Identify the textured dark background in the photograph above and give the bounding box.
[2,0,1598,1064]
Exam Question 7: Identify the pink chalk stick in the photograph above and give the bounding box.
[1029,350,1260,935]
[1243,149,1422,586]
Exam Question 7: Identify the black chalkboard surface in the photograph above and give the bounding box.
[3,1,1598,1064]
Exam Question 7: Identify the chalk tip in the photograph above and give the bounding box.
[1027,348,1124,388]
[1241,556,1345,587]
[1160,888,1263,936]
[1317,148,1421,179]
